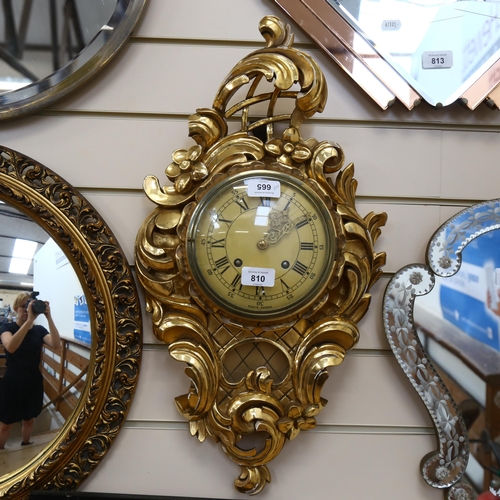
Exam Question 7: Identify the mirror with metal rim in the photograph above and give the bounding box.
[0,144,142,498]
[272,0,500,110]
[0,0,146,120]
[383,200,500,499]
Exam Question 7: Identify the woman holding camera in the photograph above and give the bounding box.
[0,292,60,449]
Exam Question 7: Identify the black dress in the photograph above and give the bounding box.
[0,322,48,424]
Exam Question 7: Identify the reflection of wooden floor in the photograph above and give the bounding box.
[0,430,58,476]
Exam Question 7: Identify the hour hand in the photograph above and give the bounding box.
[266,222,292,245]
[258,209,289,246]
[258,211,308,249]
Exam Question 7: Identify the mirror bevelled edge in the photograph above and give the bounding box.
[0,145,142,497]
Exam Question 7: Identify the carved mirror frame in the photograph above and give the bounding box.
[0,145,142,498]
[382,200,500,499]
[272,0,500,111]
[0,0,147,120]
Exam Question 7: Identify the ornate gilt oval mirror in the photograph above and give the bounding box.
[0,144,142,498]
[383,200,500,499]
[272,0,500,110]
[0,0,146,119]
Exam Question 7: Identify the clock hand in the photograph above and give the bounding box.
[266,221,292,244]
[257,211,309,249]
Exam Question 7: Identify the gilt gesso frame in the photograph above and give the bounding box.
[0,145,142,498]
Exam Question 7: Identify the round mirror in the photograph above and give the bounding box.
[0,0,146,119]
[0,145,141,498]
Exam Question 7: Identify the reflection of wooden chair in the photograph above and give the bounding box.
[41,338,90,420]
[415,305,500,492]
[457,399,481,429]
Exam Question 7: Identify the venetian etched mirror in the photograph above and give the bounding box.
[272,0,500,110]
[0,144,142,498]
[384,200,500,499]
[0,0,146,119]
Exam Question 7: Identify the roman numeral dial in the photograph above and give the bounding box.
[186,172,337,322]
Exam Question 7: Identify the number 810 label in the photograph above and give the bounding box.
[241,267,276,287]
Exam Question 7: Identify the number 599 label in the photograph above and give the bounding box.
[241,267,276,287]
[422,51,453,69]
[246,178,281,198]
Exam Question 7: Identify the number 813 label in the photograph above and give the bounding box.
[422,51,453,69]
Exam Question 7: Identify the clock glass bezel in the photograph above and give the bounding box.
[185,170,338,323]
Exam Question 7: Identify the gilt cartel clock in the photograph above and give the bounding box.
[136,15,387,494]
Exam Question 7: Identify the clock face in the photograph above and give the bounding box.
[186,171,337,321]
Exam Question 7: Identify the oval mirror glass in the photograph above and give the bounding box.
[0,0,146,119]
[0,201,90,477]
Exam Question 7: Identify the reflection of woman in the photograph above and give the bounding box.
[0,293,60,449]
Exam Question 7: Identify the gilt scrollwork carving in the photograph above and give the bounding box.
[135,16,386,494]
